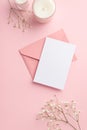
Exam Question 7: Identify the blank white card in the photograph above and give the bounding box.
[33,37,76,90]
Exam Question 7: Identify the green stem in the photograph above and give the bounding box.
[8,0,12,8]
[59,119,77,130]
[77,121,81,130]
[66,113,81,130]
[62,109,68,122]
[61,109,77,130]
[68,122,77,130]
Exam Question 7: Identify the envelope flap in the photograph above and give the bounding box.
[19,29,73,60]
[48,29,68,42]
[20,38,45,60]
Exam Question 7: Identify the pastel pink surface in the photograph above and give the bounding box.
[19,29,76,79]
[0,0,87,130]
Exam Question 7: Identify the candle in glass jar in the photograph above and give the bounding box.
[15,0,29,10]
[32,0,56,23]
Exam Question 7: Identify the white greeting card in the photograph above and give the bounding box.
[33,37,76,90]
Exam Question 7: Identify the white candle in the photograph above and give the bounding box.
[32,0,56,23]
[15,0,29,10]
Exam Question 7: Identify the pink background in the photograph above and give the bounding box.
[0,0,87,130]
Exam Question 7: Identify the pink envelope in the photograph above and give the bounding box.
[19,29,76,79]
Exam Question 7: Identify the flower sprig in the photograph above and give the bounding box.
[8,0,32,32]
[36,96,81,130]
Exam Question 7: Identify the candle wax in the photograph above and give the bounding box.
[33,0,55,18]
[15,0,27,4]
